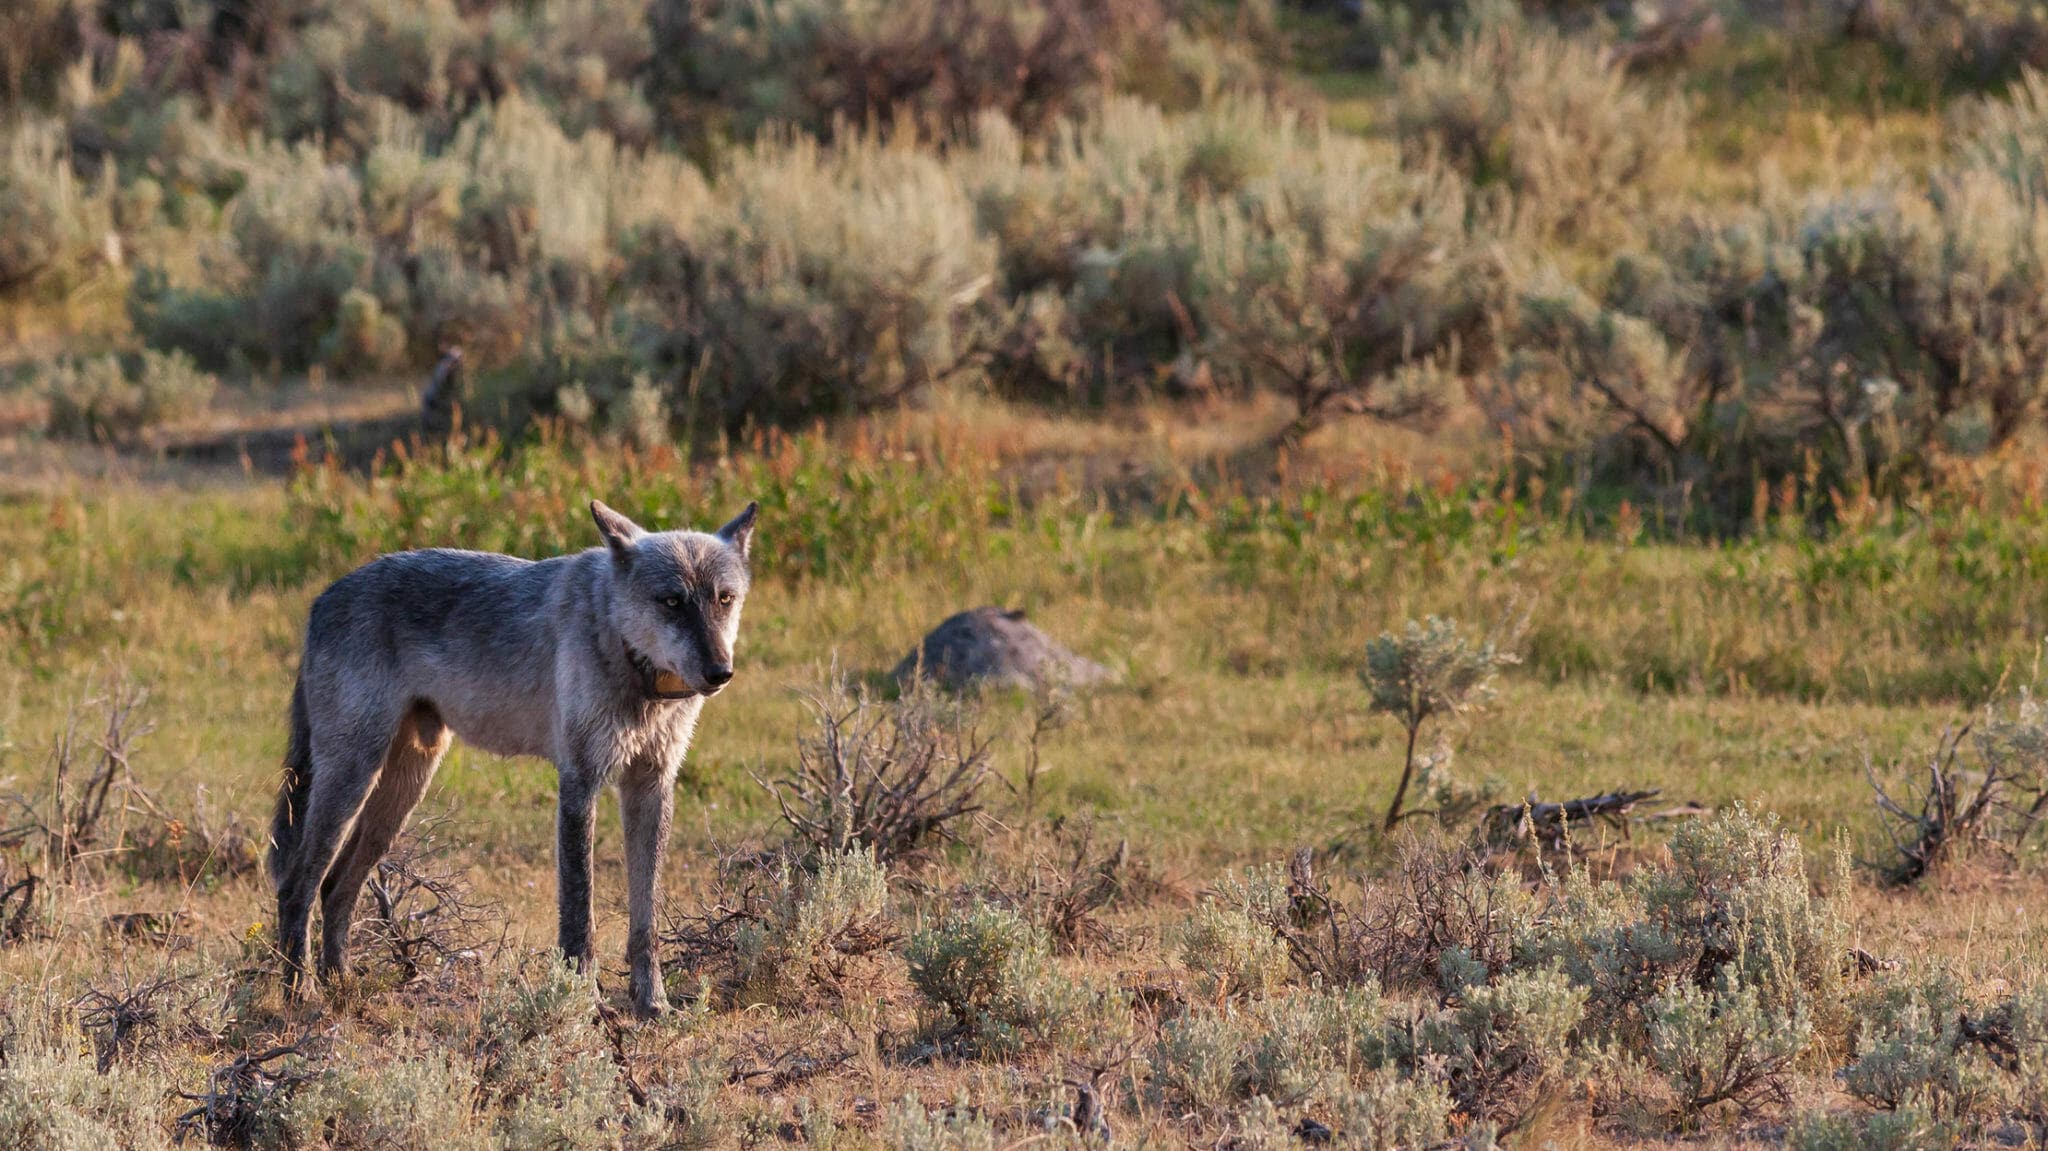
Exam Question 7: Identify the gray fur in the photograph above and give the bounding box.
[270,499,758,1016]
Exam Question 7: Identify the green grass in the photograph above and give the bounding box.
[2,418,2032,878]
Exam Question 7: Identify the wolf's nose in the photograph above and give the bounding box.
[705,664,734,687]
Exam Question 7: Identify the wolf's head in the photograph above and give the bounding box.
[590,499,757,700]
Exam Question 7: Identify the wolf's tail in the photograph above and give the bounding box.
[268,673,313,891]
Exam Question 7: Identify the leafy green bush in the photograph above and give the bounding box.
[282,423,1004,582]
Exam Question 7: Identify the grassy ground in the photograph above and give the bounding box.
[3,397,2047,1146]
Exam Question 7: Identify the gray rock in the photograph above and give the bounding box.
[892,607,1114,693]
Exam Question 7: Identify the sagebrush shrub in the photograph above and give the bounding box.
[0,119,114,295]
[0,1030,177,1151]
[638,130,996,429]
[40,350,218,441]
[276,1049,483,1150]
[1333,1069,1457,1150]
[647,0,1163,142]
[1152,1006,1252,1114]
[1242,987,1391,1105]
[1842,969,2011,1124]
[738,848,894,1004]
[1173,891,1293,1000]
[906,899,1122,1055]
[1515,865,1691,1045]
[1196,155,1499,444]
[968,94,1496,413]
[884,1094,998,1151]
[1362,616,1519,829]
[1407,965,1585,1130]
[1647,976,1810,1119]
[1786,1106,1957,1151]
[1394,24,1685,242]
[1642,807,1849,1019]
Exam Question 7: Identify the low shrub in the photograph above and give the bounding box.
[737,848,895,1004]
[1647,976,1810,1120]
[646,0,1167,142]
[1393,25,1685,243]
[0,1027,178,1151]
[1150,985,1392,1117]
[884,1094,998,1151]
[1406,965,1585,1132]
[1172,885,1293,1001]
[40,350,218,441]
[761,680,994,864]
[1842,969,2012,1125]
[0,119,115,296]
[275,1050,481,1150]
[629,130,996,430]
[906,899,1123,1055]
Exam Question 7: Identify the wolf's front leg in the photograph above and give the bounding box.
[555,770,601,968]
[620,763,676,1017]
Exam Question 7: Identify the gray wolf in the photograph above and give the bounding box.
[269,499,757,1016]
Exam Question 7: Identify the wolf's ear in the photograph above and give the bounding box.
[590,500,644,564]
[717,501,759,560]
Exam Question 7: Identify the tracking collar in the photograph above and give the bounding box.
[624,642,697,701]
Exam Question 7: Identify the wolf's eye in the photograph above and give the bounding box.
[717,590,735,606]
[661,595,681,609]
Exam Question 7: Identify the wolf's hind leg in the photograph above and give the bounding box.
[318,705,449,981]
[555,767,603,970]
[276,717,394,998]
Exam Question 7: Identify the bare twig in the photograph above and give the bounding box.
[75,973,200,1073]
[174,1035,324,1146]
[358,815,504,985]
[755,681,993,863]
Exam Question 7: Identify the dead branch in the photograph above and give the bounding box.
[0,873,38,946]
[755,682,993,863]
[1481,789,1663,850]
[75,973,199,1073]
[174,1035,324,1146]
[1865,725,1999,885]
[358,815,503,985]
